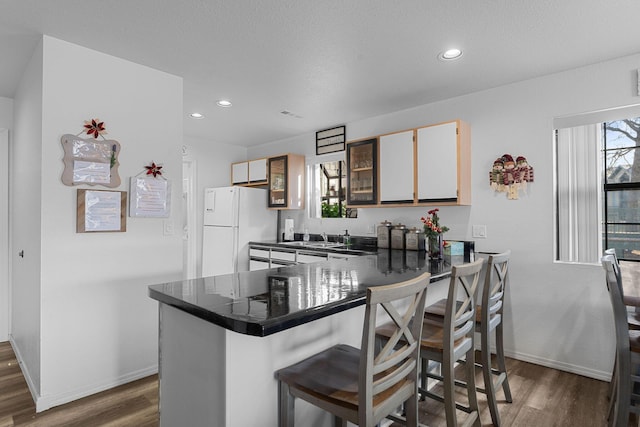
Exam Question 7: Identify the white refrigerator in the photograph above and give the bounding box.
[202,186,277,277]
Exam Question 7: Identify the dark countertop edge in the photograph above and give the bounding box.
[149,286,366,337]
[149,269,451,338]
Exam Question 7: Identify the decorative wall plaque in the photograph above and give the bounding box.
[316,125,346,155]
[61,119,121,187]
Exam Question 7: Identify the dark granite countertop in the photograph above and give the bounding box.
[248,239,378,256]
[149,251,464,337]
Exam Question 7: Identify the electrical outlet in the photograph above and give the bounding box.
[472,225,487,238]
[367,224,375,234]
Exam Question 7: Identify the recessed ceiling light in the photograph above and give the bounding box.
[439,48,463,61]
[216,100,232,107]
[189,112,204,119]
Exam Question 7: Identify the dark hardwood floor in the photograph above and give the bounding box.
[0,340,612,426]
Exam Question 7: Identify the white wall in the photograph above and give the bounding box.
[0,97,13,342]
[182,136,247,277]
[12,36,184,411]
[248,53,640,380]
[11,40,44,396]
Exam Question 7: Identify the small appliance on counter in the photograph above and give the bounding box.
[283,218,294,241]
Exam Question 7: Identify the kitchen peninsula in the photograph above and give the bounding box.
[149,252,460,426]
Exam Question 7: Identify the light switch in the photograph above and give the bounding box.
[163,219,174,236]
[472,225,487,238]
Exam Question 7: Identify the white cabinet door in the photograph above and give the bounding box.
[416,122,458,201]
[249,259,270,271]
[231,162,248,184]
[248,158,267,183]
[379,130,414,203]
[297,252,328,264]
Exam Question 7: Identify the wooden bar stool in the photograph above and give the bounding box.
[423,252,512,426]
[275,272,430,427]
[379,259,484,427]
[602,254,640,427]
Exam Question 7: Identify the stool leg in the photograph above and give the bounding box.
[420,357,428,400]
[465,346,481,427]
[496,322,512,402]
[480,327,501,427]
[405,391,418,427]
[442,350,457,427]
[278,381,294,427]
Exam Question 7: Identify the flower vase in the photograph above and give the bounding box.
[427,234,443,260]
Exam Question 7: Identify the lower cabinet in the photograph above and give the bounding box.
[249,245,361,269]
[249,259,270,271]
[297,251,328,264]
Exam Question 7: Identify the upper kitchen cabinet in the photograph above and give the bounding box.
[268,154,305,209]
[231,161,249,185]
[416,120,471,205]
[378,130,415,204]
[231,158,268,186]
[346,119,471,208]
[346,138,378,206]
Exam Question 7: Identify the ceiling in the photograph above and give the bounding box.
[1,1,640,148]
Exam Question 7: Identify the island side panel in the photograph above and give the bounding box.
[224,306,366,426]
[159,304,226,427]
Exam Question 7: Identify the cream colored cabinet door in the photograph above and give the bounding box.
[231,162,249,185]
[379,130,414,204]
[416,122,458,201]
[248,158,267,183]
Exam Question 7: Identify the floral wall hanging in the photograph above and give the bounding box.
[489,153,534,200]
[61,118,121,188]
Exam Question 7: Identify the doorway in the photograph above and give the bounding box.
[182,154,197,279]
[0,129,8,340]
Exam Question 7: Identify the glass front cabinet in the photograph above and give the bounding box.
[268,154,305,209]
[268,155,288,208]
[346,138,377,205]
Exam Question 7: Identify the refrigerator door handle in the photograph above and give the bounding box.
[232,227,239,273]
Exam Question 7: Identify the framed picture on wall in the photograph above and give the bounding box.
[77,189,127,232]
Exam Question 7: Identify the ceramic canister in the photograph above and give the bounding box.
[405,227,425,251]
[390,224,407,250]
[377,220,393,248]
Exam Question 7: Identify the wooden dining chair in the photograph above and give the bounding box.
[422,252,512,426]
[602,254,640,427]
[379,259,484,427]
[605,248,640,330]
[275,271,430,427]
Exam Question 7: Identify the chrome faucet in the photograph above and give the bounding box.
[321,232,328,242]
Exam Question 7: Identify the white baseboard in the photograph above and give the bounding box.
[503,348,611,382]
[9,334,40,407]
[9,335,158,413]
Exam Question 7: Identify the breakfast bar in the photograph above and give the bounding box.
[149,252,460,427]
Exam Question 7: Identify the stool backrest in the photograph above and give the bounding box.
[481,251,511,325]
[446,259,484,346]
[604,248,624,295]
[360,271,430,424]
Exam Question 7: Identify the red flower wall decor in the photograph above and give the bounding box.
[83,119,107,139]
[145,162,163,178]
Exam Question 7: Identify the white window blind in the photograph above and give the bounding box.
[555,124,602,263]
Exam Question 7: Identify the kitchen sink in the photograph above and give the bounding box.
[278,241,345,248]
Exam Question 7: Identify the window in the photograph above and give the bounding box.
[555,111,640,263]
[307,159,357,219]
[319,160,346,218]
[555,124,602,264]
[603,118,640,261]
